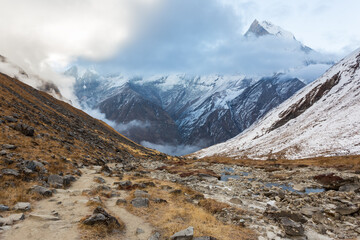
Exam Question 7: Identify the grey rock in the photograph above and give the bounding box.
[153,198,167,204]
[148,232,161,240]
[31,185,53,197]
[48,174,64,188]
[339,183,360,192]
[312,212,332,225]
[134,190,150,198]
[13,202,31,211]
[117,180,133,190]
[13,123,35,137]
[280,218,304,236]
[83,206,122,229]
[25,161,45,172]
[64,175,76,182]
[83,213,106,225]
[0,213,24,226]
[170,226,194,240]
[116,199,127,205]
[335,205,360,215]
[136,228,145,235]
[3,116,17,123]
[89,196,102,204]
[94,176,105,183]
[131,198,149,208]
[1,169,19,177]
[229,198,242,205]
[0,205,10,212]
[0,150,7,156]
[1,144,17,150]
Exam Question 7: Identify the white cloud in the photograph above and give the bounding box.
[0,0,162,100]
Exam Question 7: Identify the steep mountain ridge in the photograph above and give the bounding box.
[70,70,305,153]
[194,48,360,160]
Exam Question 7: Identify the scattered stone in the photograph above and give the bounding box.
[3,116,17,123]
[292,184,305,192]
[136,228,145,235]
[13,123,35,137]
[89,196,103,204]
[312,212,332,225]
[170,226,194,240]
[13,202,31,211]
[94,176,106,184]
[134,190,150,198]
[116,180,133,190]
[25,161,46,172]
[0,213,24,226]
[1,169,20,177]
[153,198,167,204]
[31,185,53,197]
[170,189,182,195]
[229,198,242,205]
[64,175,76,183]
[131,198,149,208]
[339,183,360,192]
[1,144,17,150]
[335,205,360,215]
[148,232,161,240]
[82,206,122,231]
[116,199,127,205]
[0,150,7,156]
[48,174,64,188]
[0,205,10,212]
[280,217,304,236]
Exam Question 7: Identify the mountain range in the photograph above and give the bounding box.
[67,20,332,155]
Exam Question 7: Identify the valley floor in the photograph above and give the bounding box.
[1,155,359,240]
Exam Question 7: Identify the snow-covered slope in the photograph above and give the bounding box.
[195,48,360,160]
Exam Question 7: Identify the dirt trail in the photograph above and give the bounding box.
[1,167,154,240]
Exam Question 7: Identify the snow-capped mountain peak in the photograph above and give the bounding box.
[245,19,295,40]
[258,20,295,40]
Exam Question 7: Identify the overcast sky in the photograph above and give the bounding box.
[0,0,359,79]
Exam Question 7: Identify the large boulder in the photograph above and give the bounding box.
[13,123,35,137]
[0,205,10,212]
[31,185,53,197]
[131,198,149,208]
[1,169,20,177]
[280,218,304,236]
[170,226,194,240]
[13,202,31,211]
[82,206,122,231]
[47,174,64,188]
[0,213,24,226]
[25,161,46,173]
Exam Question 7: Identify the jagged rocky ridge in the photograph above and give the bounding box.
[69,68,305,153]
[195,48,360,160]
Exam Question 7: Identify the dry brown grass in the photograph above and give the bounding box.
[0,175,44,207]
[122,175,257,240]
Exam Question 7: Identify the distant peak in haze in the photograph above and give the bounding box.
[245,19,312,53]
[245,19,295,40]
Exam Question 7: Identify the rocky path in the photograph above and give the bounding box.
[1,167,154,240]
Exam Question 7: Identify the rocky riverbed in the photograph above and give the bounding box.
[140,160,360,240]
